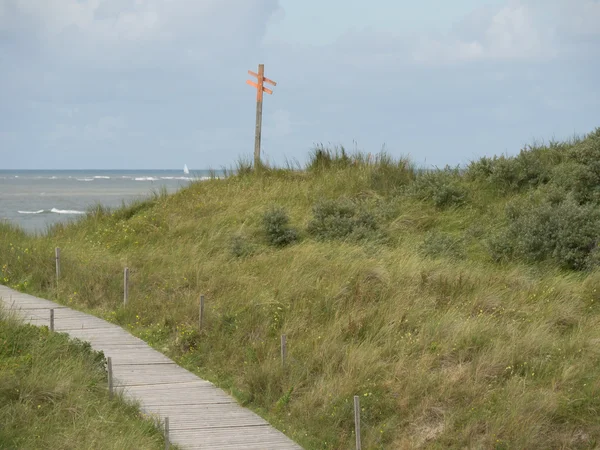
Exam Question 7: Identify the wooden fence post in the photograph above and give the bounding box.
[55,247,60,281]
[49,308,54,332]
[281,334,287,367]
[164,416,170,450]
[354,395,362,450]
[123,267,129,305]
[107,357,113,399]
[199,295,205,331]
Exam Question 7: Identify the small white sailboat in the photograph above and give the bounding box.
[183,164,189,175]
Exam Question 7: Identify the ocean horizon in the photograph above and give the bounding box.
[0,169,212,233]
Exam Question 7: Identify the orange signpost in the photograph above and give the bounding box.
[247,64,277,168]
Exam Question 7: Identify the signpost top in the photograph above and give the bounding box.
[248,70,277,87]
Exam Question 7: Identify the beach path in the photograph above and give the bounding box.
[0,285,303,450]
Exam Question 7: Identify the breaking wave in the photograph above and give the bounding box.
[18,208,85,215]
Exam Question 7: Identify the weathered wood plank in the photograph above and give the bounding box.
[169,426,299,449]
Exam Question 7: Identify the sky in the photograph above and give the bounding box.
[0,0,599,170]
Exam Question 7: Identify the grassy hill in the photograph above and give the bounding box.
[0,310,169,449]
[2,128,600,449]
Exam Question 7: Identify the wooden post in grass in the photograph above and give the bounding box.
[123,267,129,305]
[107,357,114,399]
[246,64,277,168]
[199,295,205,331]
[49,308,54,332]
[281,334,287,367]
[55,247,60,282]
[164,417,170,450]
[354,395,362,450]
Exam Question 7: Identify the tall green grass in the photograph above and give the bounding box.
[0,309,170,449]
[2,128,600,449]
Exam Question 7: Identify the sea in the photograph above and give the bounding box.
[0,170,212,234]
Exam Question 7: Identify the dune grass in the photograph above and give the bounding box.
[0,309,170,450]
[2,129,600,448]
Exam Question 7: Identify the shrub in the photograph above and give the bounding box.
[551,201,600,270]
[567,130,600,171]
[490,195,600,270]
[262,207,298,247]
[485,130,600,269]
[549,162,600,204]
[467,143,564,192]
[466,156,494,181]
[486,230,515,263]
[307,198,378,241]
[411,168,468,209]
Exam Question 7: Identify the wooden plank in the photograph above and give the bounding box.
[169,426,299,449]
[248,70,277,86]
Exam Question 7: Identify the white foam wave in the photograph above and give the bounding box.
[51,208,85,215]
[76,178,94,182]
[18,210,45,214]
[134,177,159,181]
[93,176,111,179]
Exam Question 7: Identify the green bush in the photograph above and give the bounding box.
[567,129,600,170]
[467,143,564,192]
[307,198,378,241]
[486,230,515,263]
[549,162,600,204]
[490,195,600,270]
[262,207,299,247]
[411,168,468,209]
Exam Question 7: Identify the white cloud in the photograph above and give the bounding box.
[1,0,282,69]
[413,1,557,64]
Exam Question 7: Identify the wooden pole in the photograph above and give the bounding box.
[354,395,362,450]
[164,416,170,450]
[49,309,54,332]
[254,63,265,169]
[55,247,60,281]
[107,357,113,399]
[247,65,276,170]
[281,334,287,367]
[123,267,129,305]
[199,295,205,331]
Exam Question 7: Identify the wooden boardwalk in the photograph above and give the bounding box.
[0,285,303,450]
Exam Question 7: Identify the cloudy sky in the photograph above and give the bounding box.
[1,0,599,170]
